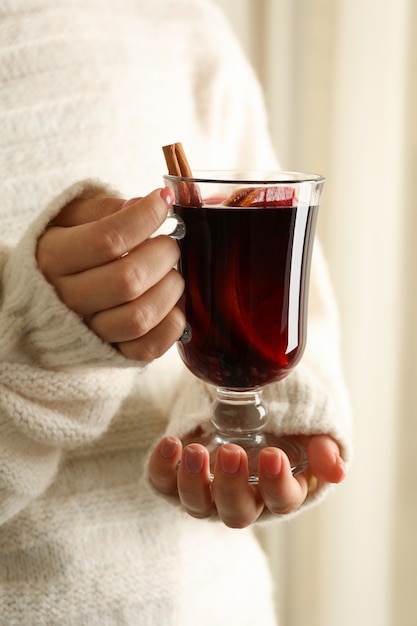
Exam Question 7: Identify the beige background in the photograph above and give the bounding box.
[213,1,416,625]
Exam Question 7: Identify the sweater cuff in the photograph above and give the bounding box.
[2,179,143,370]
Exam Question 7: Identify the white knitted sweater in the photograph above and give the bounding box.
[0,1,351,624]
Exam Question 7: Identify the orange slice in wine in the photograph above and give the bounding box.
[224,185,295,208]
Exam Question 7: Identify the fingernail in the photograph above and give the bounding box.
[219,446,241,475]
[160,186,175,207]
[184,445,204,474]
[335,454,346,478]
[121,197,141,209]
[160,436,178,459]
[261,449,282,477]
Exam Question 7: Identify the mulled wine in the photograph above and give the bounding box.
[176,202,318,389]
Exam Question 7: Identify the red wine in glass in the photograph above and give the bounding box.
[176,204,318,390]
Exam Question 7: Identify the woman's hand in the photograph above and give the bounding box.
[148,435,346,528]
[36,188,185,361]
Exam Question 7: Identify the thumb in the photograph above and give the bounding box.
[304,435,346,484]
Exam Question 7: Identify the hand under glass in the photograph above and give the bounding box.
[148,434,345,528]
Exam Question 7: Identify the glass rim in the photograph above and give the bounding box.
[163,170,325,184]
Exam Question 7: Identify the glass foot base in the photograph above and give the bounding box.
[184,431,309,485]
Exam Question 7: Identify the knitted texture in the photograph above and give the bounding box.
[0,1,351,624]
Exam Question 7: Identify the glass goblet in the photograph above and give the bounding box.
[164,171,324,483]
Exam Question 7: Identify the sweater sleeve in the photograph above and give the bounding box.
[0,180,142,524]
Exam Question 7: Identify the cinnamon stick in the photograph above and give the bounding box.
[162,142,202,207]
[162,142,193,177]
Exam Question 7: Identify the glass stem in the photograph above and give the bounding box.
[210,388,267,443]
